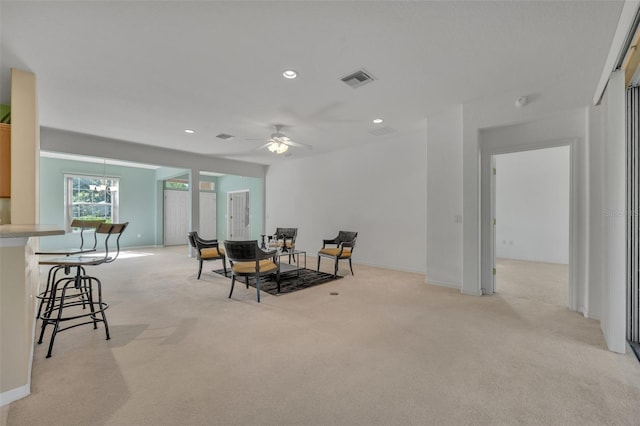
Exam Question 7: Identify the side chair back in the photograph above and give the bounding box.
[269,227,298,262]
[224,240,280,303]
[269,227,298,250]
[98,222,128,264]
[71,218,106,253]
[39,222,129,268]
[36,218,105,256]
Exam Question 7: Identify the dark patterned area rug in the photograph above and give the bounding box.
[211,268,342,295]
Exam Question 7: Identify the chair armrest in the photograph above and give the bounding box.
[258,248,277,260]
[197,237,219,244]
[322,238,339,248]
[333,241,355,256]
[195,238,220,249]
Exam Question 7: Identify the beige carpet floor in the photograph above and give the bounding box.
[496,258,568,307]
[2,246,639,426]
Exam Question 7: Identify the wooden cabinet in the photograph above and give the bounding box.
[0,123,9,198]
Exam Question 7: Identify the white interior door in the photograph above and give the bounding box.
[164,189,189,246]
[199,192,217,239]
[227,190,250,240]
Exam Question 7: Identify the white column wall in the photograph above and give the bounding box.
[588,104,606,320]
[425,105,463,287]
[601,71,627,354]
[265,130,427,273]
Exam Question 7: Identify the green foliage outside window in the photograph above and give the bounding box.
[67,175,118,224]
[164,180,189,190]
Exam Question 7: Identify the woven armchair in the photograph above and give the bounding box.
[317,231,358,278]
[187,231,226,279]
[224,240,280,303]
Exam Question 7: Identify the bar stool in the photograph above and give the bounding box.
[35,219,105,320]
[37,222,128,358]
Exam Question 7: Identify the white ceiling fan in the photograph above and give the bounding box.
[255,125,312,154]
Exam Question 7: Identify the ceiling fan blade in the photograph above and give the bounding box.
[285,140,312,150]
[252,142,272,151]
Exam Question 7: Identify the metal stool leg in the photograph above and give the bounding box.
[229,276,236,298]
[91,276,110,340]
[83,276,99,330]
[36,266,58,320]
[46,277,74,358]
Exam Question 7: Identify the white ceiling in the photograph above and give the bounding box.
[0,1,623,166]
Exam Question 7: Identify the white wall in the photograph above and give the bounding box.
[495,146,570,264]
[265,129,427,273]
[588,104,606,320]
[426,105,463,287]
[600,71,627,354]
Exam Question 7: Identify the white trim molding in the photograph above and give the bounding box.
[594,1,640,105]
[425,278,462,289]
[479,138,579,311]
[0,385,29,407]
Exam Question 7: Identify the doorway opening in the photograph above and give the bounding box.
[480,139,577,311]
[493,146,570,306]
[199,191,217,239]
[227,190,250,240]
[163,187,189,246]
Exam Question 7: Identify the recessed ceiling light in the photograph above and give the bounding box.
[282,69,298,79]
[184,129,195,134]
[372,118,384,124]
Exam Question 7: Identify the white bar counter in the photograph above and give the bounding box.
[0,224,64,406]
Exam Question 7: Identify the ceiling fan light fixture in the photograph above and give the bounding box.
[282,69,298,79]
[271,135,289,143]
[268,141,289,154]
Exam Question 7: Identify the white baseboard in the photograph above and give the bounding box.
[0,385,29,407]
[424,278,461,290]
[460,289,483,296]
[352,260,425,275]
[580,306,601,320]
[123,244,164,250]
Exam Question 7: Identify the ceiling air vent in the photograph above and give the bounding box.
[216,133,234,140]
[340,69,376,89]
